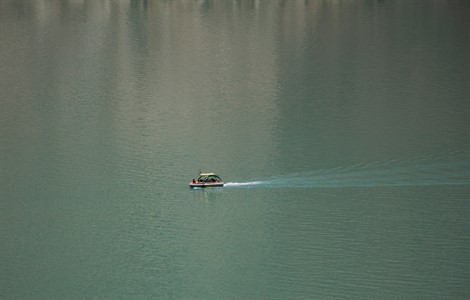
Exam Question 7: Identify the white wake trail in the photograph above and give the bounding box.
[224,181,265,187]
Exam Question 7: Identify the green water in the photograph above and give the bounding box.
[1,0,469,299]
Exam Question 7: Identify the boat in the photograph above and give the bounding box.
[189,172,224,188]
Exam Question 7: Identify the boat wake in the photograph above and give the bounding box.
[224,181,265,187]
[224,157,470,189]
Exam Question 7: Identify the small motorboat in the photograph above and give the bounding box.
[189,172,224,188]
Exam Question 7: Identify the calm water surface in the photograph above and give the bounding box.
[1,0,470,299]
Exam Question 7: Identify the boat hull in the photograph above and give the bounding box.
[189,182,224,188]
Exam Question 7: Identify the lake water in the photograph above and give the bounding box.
[1,0,470,299]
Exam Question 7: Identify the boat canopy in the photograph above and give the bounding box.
[197,173,222,182]
[199,172,216,176]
